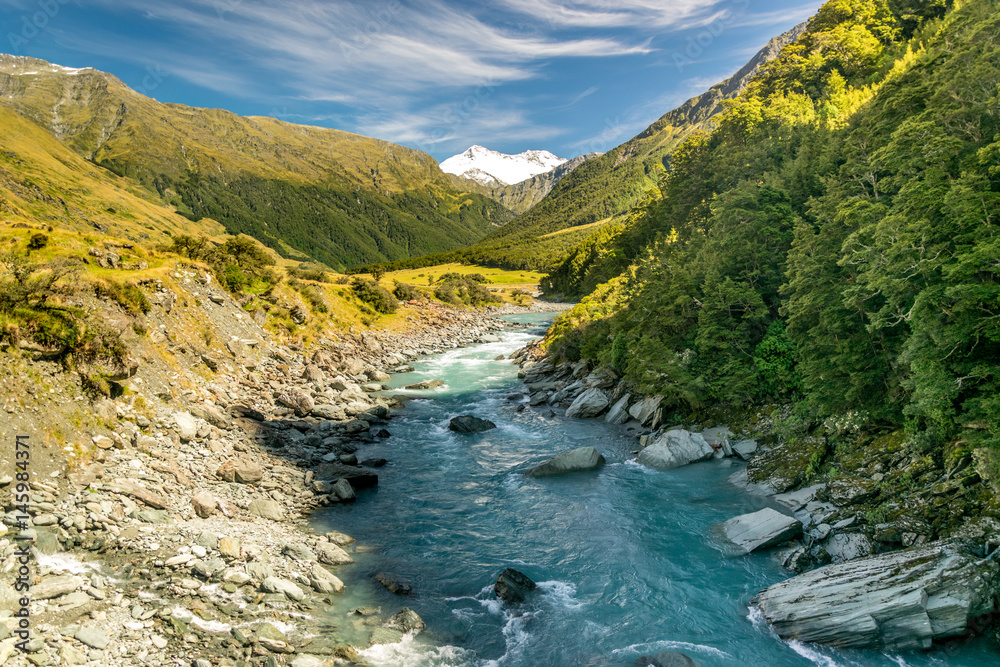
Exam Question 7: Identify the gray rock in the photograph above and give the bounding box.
[752,541,999,651]
[825,533,873,563]
[827,475,880,506]
[448,415,497,433]
[311,404,346,421]
[173,412,198,441]
[75,626,110,649]
[565,388,609,418]
[604,394,632,424]
[635,652,698,667]
[376,573,412,595]
[330,478,356,503]
[369,628,405,646]
[282,543,316,562]
[494,568,536,604]
[309,564,344,594]
[628,396,663,425]
[527,446,605,478]
[277,387,315,417]
[32,575,82,600]
[262,576,305,601]
[384,608,425,633]
[732,439,758,461]
[137,509,172,524]
[315,542,354,566]
[195,531,219,550]
[191,492,217,518]
[637,429,714,470]
[715,508,802,554]
[247,499,284,521]
[404,379,445,390]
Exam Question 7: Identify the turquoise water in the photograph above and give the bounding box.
[313,314,997,666]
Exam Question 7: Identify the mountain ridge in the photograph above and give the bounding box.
[440,145,568,186]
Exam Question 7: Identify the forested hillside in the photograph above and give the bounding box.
[545,0,1000,468]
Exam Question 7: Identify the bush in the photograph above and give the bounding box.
[27,234,48,251]
[166,234,279,295]
[433,275,501,306]
[351,278,397,314]
[288,263,330,282]
[94,280,151,317]
[289,278,330,313]
[393,281,423,302]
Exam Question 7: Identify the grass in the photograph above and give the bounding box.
[538,218,612,239]
[372,263,544,288]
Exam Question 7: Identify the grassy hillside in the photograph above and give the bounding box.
[0,55,512,271]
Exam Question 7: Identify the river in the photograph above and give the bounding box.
[312,313,996,667]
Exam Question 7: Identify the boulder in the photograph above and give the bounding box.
[216,459,264,484]
[262,576,305,601]
[314,464,378,490]
[825,533,873,563]
[494,568,536,604]
[32,575,82,600]
[173,412,199,441]
[247,499,284,521]
[715,508,802,554]
[375,573,412,595]
[309,564,344,594]
[753,541,999,651]
[329,478,356,503]
[635,652,698,667]
[384,608,425,633]
[191,492,217,519]
[277,388,315,417]
[311,404,346,421]
[827,475,880,506]
[628,396,663,425]
[449,415,497,433]
[604,394,632,424]
[565,388,609,419]
[637,430,714,470]
[527,447,605,478]
[106,479,169,509]
[315,542,354,566]
[404,379,445,390]
[732,439,758,461]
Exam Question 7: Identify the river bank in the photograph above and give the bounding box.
[0,275,569,667]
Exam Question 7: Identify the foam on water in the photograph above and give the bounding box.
[536,580,584,611]
[35,553,97,574]
[359,633,477,667]
[612,640,733,660]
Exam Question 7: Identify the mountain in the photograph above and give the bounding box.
[440,145,568,186]
[0,54,513,271]
[443,21,809,271]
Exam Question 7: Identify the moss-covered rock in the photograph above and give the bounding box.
[747,437,827,492]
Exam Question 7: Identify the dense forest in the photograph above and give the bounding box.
[542,0,1000,467]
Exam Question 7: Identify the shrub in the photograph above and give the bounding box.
[288,263,331,282]
[27,234,49,251]
[94,280,151,316]
[393,281,423,301]
[351,278,397,314]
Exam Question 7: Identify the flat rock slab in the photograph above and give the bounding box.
[314,464,378,490]
[637,430,714,470]
[527,446,606,477]
[715,507,802,555]
[565,388,609,418]
[106,480,169,509]
[753,541,999,651]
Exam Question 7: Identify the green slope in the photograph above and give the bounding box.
[0,55,512,271]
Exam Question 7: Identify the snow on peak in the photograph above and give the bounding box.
[440,145,568,185]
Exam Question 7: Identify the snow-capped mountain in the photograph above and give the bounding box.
[440,145,568,186]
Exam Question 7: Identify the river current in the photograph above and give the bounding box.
[313,313,995,667]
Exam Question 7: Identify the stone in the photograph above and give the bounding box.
[565,387,610,418]
[827,475,880,506]
[752,541,999,651]
[216,459,264,484]
[384,608,425,633]
[309,564,345,594]
[219,537,242,559]
[137,509,172,524]
[732,439,758,461]
[326,531,355,546]
[637,430,715,470]
[635,652,698,667]
[75,626,110,649]
[92,435,114,450]
[375,573,412,595]
[191,492,217,518]
[369,628,405,646]
[628,396,663,425]
[262,577,305,602]
[314,464,378,490]
[248,499,284,521]
[173,412,199,441]
[494,568,536,604]
[316,542,354,566]
[282,543,317,562]
[604,394,632,424]
[330,478,356,503]
[32,575,82,600]
[825,533,873,563]
[404,379,445,390]
[448,415,497,433]
[715,508,803,555]
[107,479,169,509]
[527,446,606,478]
[59,644,87,665]
[277,387,315,417]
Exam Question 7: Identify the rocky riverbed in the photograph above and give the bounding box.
[0,271,570,667]
[510,342,1000,657]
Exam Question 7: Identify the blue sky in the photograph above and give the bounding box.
[2,0,818,161]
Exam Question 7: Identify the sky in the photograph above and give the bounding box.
[1,0,819,162]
